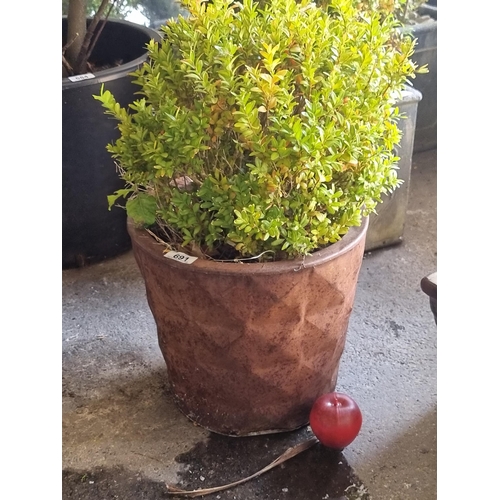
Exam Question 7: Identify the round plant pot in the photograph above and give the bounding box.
[62,18,161,269]
[127,217,368,436]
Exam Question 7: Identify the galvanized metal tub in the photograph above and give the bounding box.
[365,86,422,251]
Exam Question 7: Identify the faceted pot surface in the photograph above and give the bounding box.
[128,218,368,436]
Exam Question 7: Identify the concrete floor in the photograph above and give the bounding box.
[62,148,437,499]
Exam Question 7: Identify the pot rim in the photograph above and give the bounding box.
[62,17,161,90]
[127,216,368,276]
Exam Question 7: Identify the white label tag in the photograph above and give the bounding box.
[164,251,198,264]
[68,73,95,82]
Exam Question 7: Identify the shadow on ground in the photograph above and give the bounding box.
[63,424,370,500]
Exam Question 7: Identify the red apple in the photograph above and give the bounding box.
[309,392,362,450]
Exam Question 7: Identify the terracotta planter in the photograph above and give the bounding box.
[128,217,368,436]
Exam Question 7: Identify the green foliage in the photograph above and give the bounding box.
[126,193,157,225]
[95,0,419,260]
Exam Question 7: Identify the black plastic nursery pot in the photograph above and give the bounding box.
[62,18,161,269]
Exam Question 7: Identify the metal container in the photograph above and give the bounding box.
[406,5,437,152]
[365,86,422,251]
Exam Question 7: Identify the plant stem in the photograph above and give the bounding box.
[73,0,113,75]
[65,0,86,73]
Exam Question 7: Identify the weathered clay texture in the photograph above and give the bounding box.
[128,217,368,436]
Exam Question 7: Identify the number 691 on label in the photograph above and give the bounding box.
[164,251,198,264]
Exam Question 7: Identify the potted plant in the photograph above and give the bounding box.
[95,0,421,436]
[62,0,161,268]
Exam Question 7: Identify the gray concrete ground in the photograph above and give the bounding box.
[62,148,437,499]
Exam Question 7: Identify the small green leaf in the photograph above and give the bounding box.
[126,193,157,226]
[107,188,133,210]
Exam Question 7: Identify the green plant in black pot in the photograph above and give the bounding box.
[63,0,137,76]
[95,0,421,261]
[63,0,184,77]
[62,0,164,269]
